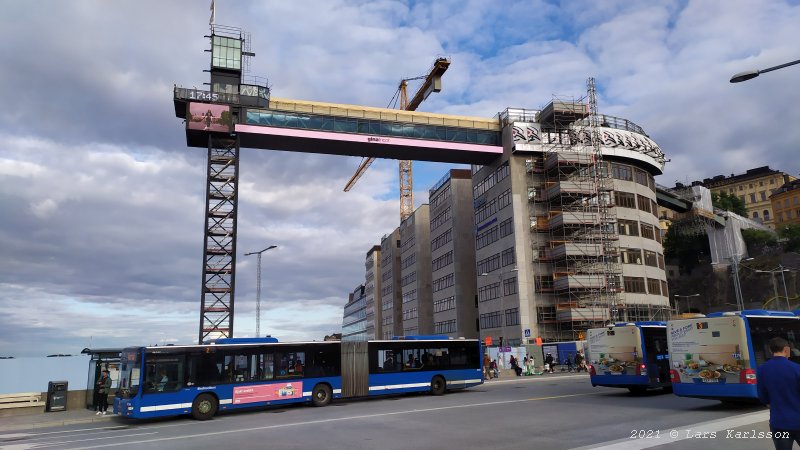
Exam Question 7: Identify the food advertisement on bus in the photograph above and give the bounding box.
[587,326,642,376]
[667,317,749,384]
[232,381,303,404]
[187,102,233,133]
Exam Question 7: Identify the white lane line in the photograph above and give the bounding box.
[28,432,158,448]
[70,392,596,449]
[570,410,771,450]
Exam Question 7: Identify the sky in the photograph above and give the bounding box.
[1,0,799,356]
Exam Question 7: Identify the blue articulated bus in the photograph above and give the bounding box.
[586,322,671,393]
[114,336,483,420]
[667,310,800,402]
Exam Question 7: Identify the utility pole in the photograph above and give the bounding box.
[245,245,277,336]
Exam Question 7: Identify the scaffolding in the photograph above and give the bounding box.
[529,79,621,341]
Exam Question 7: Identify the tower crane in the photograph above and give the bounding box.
[343,57,450,221]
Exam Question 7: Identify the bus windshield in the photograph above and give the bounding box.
[119,349,141,397]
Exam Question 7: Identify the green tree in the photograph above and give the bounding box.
[779,223,800,252]
[711,191,747,216]
[741,229,777,247]
[663,229,710,274]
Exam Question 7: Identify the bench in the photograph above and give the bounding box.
[0,392,43,410]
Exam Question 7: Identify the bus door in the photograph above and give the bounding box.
[341,341,369,398]
[641,327,669,385]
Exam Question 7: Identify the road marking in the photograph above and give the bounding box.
[70,392,597,448]
[484,374,588,384]
[23,431,158,448]
[570,410,771,450]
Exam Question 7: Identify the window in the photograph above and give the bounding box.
[749,193,756,204]
[402,289,417,304]
[611,163,633,181]
[480,311,503,329]
[476,225,499,249]
[499,217,514,238]
[621,248,642,264]
[434,296,456,312]
[430,185,451,209]
[431,229,452,251]
[640,223,656,240]
[431,207,451,231]
[634,169,649,186]
[435,320,457,334]
[432,251,453,271]
[275,351,305,379]
[432,274,455,292]
[753,212,759,219]
[403,307,418,321]
[475,197,498,224]
[647,278,662,296]
[478,282,501,302]
[401,252,416,270]
[250,353,275,382]
[501,247,516,267]
[624,277,646,293]
[644,250,658,267]
[401,272,416,287]
[614,191,636,209]
[760,191,767,201]
[212,36,242,70]
[477,254,501,275]
[661,280,668,297]
[144,354,185,393]
[505,308,520,326]
[382,299,392,311]
[739,186,743,191]
[503,277,518,296]
[618,219,639,236]
[498,188,512,210]
[637,195,652,213]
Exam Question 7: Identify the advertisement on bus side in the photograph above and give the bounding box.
[232,381,304,404]
[587,326,641,376]
[666,317,749,385]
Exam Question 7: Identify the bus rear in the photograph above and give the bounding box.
[668,310,800,401]
[587,322,669,392]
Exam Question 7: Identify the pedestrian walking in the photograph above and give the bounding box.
[544,352,555,373]
[575,350,586,372]
[756,337,800,450]
[94,369,112,415]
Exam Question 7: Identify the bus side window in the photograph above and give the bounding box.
[250,353,274,381]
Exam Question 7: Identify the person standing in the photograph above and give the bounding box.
[756,337,800,449]
[574,350,586,372]
[95,369,112,415]
[483,353,492,379]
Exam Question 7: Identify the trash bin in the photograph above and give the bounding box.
[46,381,68,412]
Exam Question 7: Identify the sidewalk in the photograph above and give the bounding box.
[0,408,117,433]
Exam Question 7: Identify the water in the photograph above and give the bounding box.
[0,355,91,394]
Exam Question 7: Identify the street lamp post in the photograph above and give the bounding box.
[673,293,700,315]
[244,245,277,337]
[730,58,800,83]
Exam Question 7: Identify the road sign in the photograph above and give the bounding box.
[524,328,531,337]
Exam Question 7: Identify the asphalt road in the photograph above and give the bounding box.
[0,374,779,450]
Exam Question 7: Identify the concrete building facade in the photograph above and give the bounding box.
[342,284,367,341]
[473,103,670,345]
[429,169,478,338]
[364,245,382,340]
[702,166,796,229]
[379,229,402,339]
[400,205,433,336]
[771,179,800,227]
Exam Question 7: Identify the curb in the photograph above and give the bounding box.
[0,414,117,434]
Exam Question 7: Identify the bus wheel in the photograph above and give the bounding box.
[430,376,446,396]
[311,384,332,407]
[192,393,218,420]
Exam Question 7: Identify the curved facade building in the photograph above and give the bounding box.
[473,101,669,344]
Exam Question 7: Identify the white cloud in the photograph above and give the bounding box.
[1,0,799,356]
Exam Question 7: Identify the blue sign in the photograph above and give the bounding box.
[524,328,531,337]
